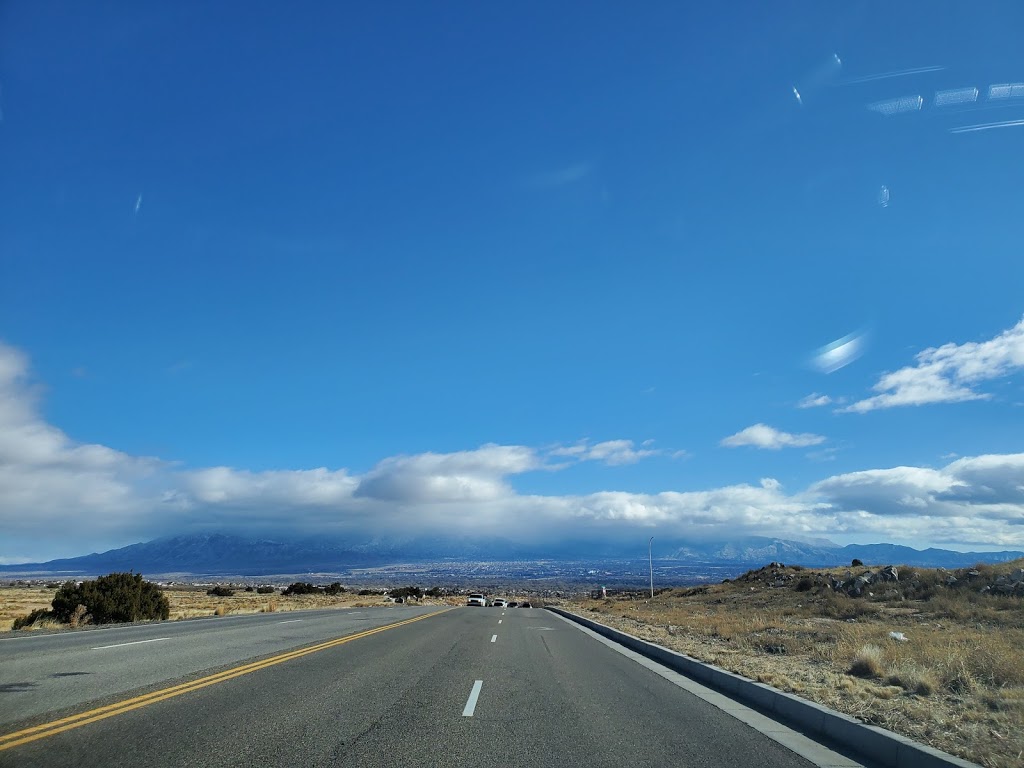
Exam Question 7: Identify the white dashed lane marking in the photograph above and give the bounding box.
[92,638,168,651]
[462,680,483,717]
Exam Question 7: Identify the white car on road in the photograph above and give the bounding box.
[466,593,487,607]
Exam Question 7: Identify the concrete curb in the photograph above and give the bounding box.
[547,607,980,768]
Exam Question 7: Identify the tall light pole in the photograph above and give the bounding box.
[648,536,655,599]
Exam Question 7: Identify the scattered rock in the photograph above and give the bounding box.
[945,575,958,586]
[880,565,899,582]
[889,631,909,642]
[1010,568,1024,584]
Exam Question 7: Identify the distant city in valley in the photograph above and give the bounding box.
[3,533,1022,593]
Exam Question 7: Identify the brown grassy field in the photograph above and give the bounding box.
[0,585,462,632]
[558,559,1024,768]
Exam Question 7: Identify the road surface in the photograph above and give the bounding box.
[0,605,866,767]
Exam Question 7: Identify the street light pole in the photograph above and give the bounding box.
[648,536,655,599]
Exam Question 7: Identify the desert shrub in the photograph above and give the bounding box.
[256,586,275,594]
[848,644,884,678]
[68,604,89,628]
[390,586,423,600]
[244,586,254,592]
[885,663,937,696]
[51,573,169,624]
[358,589,380,596]
[45,582,60,589]
[425,586,444,597]
[13,608,54,630]
[940,657,976,694]
[324,582,346,596]
[207,586,234,597]
[851,558,863,567]
[282,582,321,596]
[214,606,228,616]
[795,577,814,592]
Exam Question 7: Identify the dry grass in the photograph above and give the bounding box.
[0,584,459,631]
[563,559,1024,768]
[0,586,57,632]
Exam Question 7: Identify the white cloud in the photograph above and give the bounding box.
[844,317,1024,413]
[3,340,1024,560]
[530,162,591,187]
[808,453,1024,546]
[549,439,660,466]
[354,444,539,502]
[187,467,358,507]
[721,424,826,450]
[0,341,169,549]
[797,393,832,409]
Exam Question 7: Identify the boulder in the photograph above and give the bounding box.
[879,565,899,582]
[1010,568,1024,584]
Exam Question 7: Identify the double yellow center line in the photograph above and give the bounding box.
[0,609,449,752]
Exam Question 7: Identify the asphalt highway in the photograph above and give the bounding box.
[0,606,863,767]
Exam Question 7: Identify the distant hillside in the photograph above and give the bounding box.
[1,533,1021,577]
[666,537,1024,568]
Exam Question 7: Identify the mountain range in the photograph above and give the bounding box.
[1,533,1022,578]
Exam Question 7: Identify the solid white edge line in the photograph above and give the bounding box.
[92,637,169,650]
[490,634,497,643]
[277,619,303,624]
[462,680,483,716]
[548,612,865,768]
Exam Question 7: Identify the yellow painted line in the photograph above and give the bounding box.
[0,609,449,752]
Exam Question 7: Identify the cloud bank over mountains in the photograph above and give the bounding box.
[2,339,1023,562]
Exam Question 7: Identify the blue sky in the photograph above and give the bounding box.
[2,3,1023,561]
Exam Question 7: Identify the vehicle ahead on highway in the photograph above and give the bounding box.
[519,601,532,608]
[466,593,487,607]
[491,598,508,608]
[507,601,518,607]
